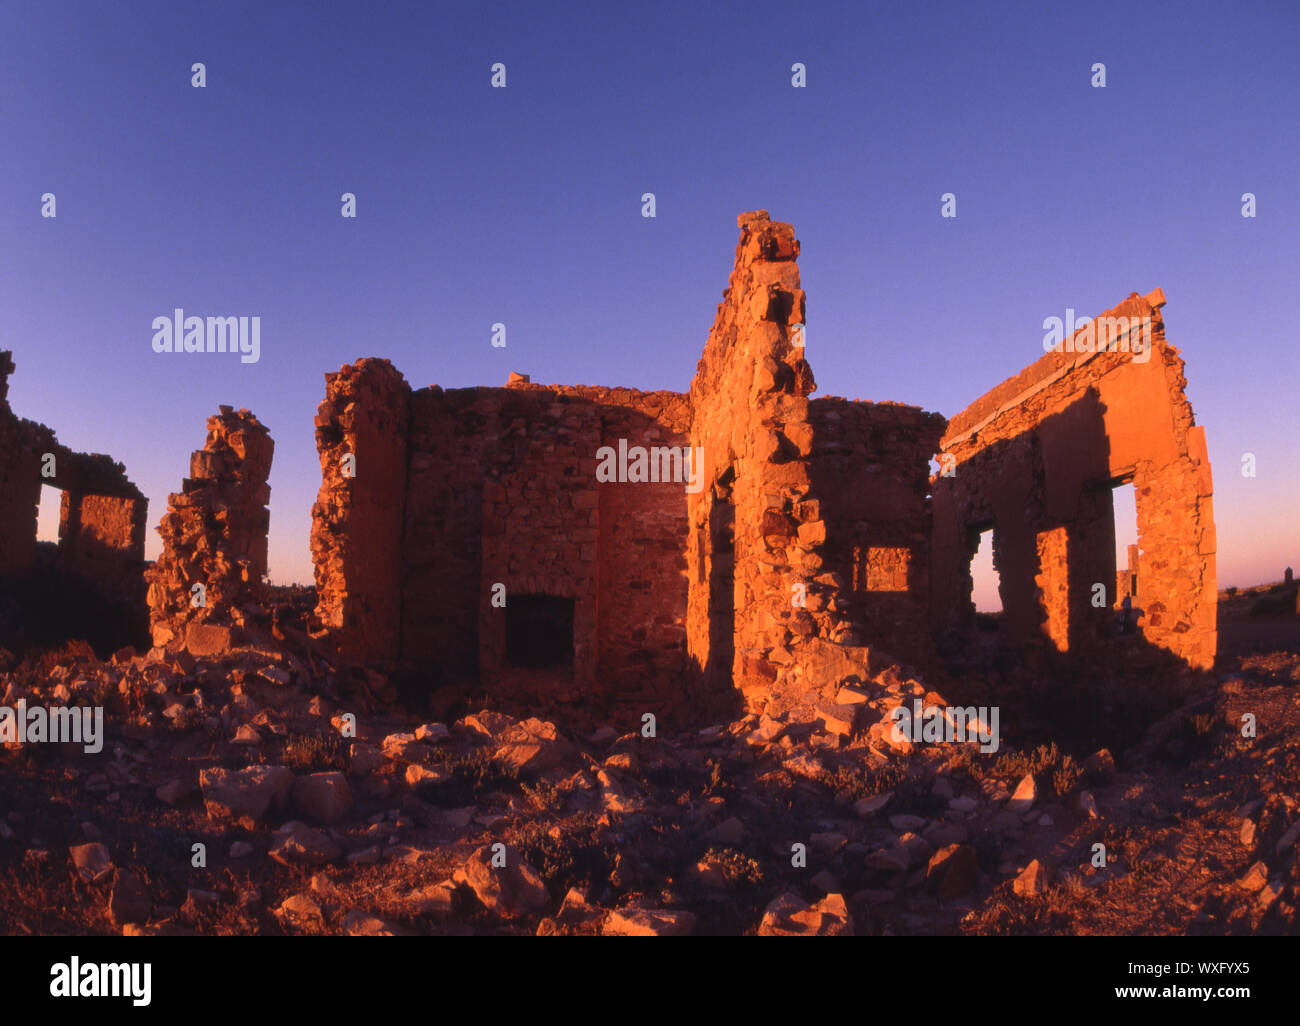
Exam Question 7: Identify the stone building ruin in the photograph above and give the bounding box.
[930,289,1217,670]
[0,210,1218,707]
[307,210,1217,716]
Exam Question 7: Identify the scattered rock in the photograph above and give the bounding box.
[854,792,893,819]
[199,765,294,823]
[292,772,354,824]
[926,843,978,900]
[1274,820,1300,855]
[758,892,853,936]
[1239,861,1269,892]
[1006,775,1037,813]
[342,909,411,936]
[275,893,325,933]
[381,732,420,760]
[603,908,696,936]
[108,868,152,926]
[462,844,549,917]
[460,710,518,740]
[415,722,450,743]
[269,822,342,866]
[402,881,457,917]
[1013,859,1054,897]
[348,743,384,777]
[492,718,574,775]
[405,764,448,788]
[69,842,113,884]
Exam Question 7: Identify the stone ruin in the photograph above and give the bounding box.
[0,210,1220,706]
[305,213,947,721]
[0,350,149,650]
[144,407,274,655]
[930,289,1217,670]
[306,209,1214,722]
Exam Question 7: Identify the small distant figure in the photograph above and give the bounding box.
[1117,593,1136,634]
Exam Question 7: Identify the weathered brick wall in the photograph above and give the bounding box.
[931,291,1216,669]
[809,397,945,658]
[400,386,490,678]
[147,407,273,647]
[311,359,411,664]
[586,389,690,704]
[399,380,690,706]
[474,388,604,690]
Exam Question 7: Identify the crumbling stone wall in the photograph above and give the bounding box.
[146,406,274,649]
[0,350,148,648]
[686,211,852,711]
[931,290,1217,669]
[310,359,411,664]
[809,397,946,658]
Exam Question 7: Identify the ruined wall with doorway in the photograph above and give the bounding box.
[403,381,691,709]
[0,350,149,652]
[311,363,693,711]
[930,290,1217,669]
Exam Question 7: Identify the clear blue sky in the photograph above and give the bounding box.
[1,0,1295,597]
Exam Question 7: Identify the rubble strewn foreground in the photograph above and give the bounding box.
[2,583,1297,937]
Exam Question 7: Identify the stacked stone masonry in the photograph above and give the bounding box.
[145,407,274,649]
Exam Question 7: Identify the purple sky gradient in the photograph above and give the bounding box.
[2,1,1296,606]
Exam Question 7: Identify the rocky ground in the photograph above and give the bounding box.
[1,583,1298,937]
